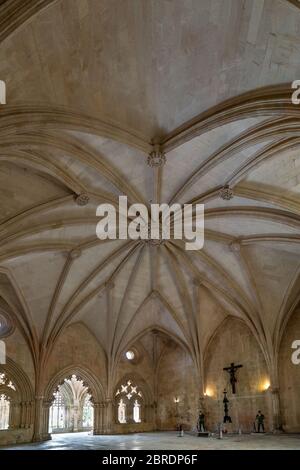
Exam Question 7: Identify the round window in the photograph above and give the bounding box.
[0,311,14,339]
[125,350,135,361]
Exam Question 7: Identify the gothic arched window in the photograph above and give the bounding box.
[0,372,16,391]
[133,399,141,423]
[49,391,65,432]
[118,398,127,423]
[82,394,94,428]
[0,394,10,430]
[115,379,143,424]
[49,375,94,433]
[0,372,16,430]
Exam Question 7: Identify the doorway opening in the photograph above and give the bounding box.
[49,374,94,434]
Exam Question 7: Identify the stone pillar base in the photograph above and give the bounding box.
[102,429,113,435]
[32,433,52,442]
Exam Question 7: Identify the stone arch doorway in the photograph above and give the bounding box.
[44,366,104,437]
[0,357,34,445]
[48,374,94,434]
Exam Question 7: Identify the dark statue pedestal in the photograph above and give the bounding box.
[197,431,209,437]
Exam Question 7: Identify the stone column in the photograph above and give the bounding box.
[102,398,113,434]
[73,401,79,432]
[153,401,158,429]
[32,397,51,442]
[93,402,105,435]
[42,400,52,440]
[202,395,212,432]
[9,401,19,429]
[20,401,27,428]
[144,403,154,426]
[20,401,33,429]
[25,401,33,428]
[267,387,283,433]
[93,402,99,434]
[32,397,42,441]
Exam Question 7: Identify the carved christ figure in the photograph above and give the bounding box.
[223,362,243,394]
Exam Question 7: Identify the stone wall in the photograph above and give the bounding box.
[0,327,35,445]
[44,322,107,392]
[2,313,300,445]
[0,427,34,446]
[279,309,300,432]
[4,327,35,388]
[113,338,156,432]
[156,343,198,431]
[114,339,155,395]
[204,317,269,433]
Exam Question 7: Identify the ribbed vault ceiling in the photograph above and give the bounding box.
[0,0,299,376]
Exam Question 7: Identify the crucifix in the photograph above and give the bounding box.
[223,362,243,394]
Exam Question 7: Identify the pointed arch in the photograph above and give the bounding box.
[44,365,104,404]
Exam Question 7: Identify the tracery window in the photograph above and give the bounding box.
[82,393,94,428]
[0,372,16,391]
[0,372,16,430]
[49,375,94,433]
[115,380,143,424]
[49,390,65,432]
[0,394,10,430]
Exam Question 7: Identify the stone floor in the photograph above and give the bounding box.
[1,431,300,450]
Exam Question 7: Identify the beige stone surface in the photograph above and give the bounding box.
[279,308,300,432]
[0,0,299,447]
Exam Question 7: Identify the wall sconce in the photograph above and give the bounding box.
[174,397,180,403]
[262,380,270,391]
[205,388,213,397]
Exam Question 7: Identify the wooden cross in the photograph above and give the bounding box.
[223,362,243,394]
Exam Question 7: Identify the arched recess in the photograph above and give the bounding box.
[113,292,193,372]
[44,365,105,436]
[116,324,192,368]
[204,317,270,433]
[44,322,108,393]
[278,305,300,432]
[113,372,154,433]
[0,357,34,445]
[113,325,195,432]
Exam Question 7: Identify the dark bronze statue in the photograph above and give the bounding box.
[255,410,265,433]
[197,411,205,432]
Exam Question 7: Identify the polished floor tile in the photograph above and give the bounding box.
[1,431,300,450]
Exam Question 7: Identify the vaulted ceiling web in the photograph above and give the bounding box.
[0,0,299,375]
